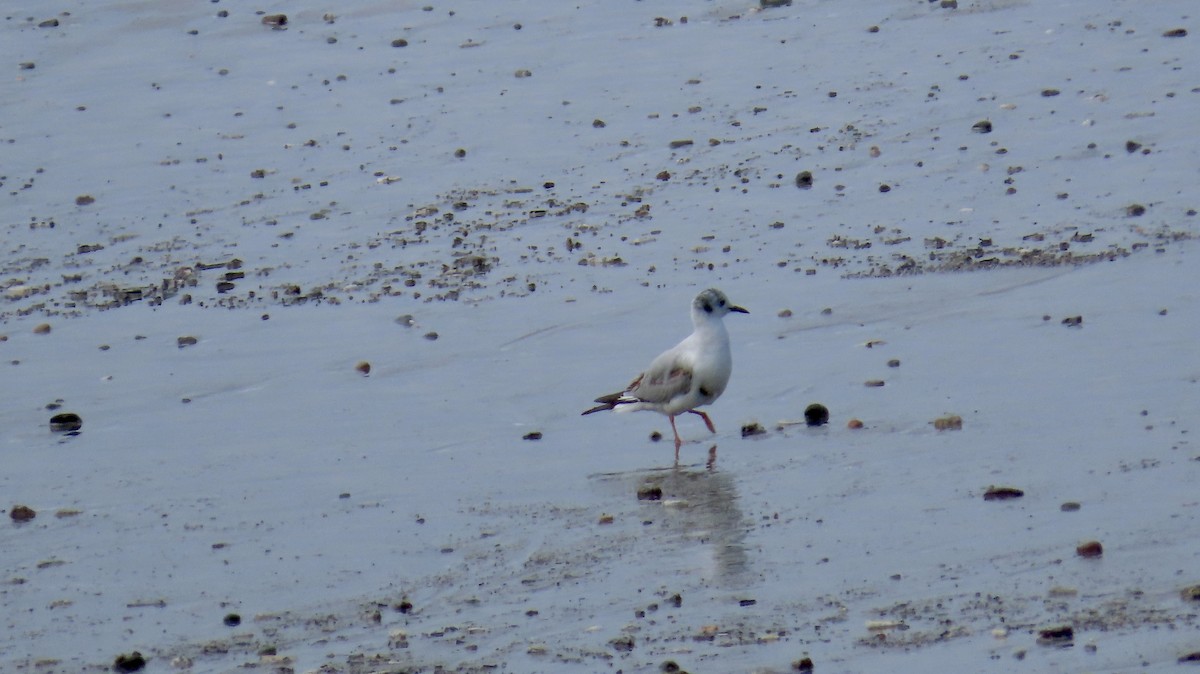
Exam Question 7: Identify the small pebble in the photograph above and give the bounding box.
[1076,540,1103,558]
[1036,625,1074,646]
[49,413,83,433]
[112,652,146,673]
[355,361,371,376]
[522,431,543,441]
[983,486,1024,501]
[223,613,241,626]
[741,422,766,438]
[932,414,962,431]
[10,505,36,522]
[637,485,663,501]
[847,418,864,429]
[804,403,829,426]
[33,323,52,335]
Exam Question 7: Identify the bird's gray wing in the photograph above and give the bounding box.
[625,348,693,405]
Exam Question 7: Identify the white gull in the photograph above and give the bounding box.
[582,288,748,459]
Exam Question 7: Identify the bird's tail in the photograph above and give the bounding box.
[581,392,626,416]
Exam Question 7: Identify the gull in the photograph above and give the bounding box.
[582,288,748,459]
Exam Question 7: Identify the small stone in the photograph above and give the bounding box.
[669,139,694,149]
[864,379,885,387]
[396,599,414,613]
[113,652,146,673]
[1179,585,1200,602]
[792,657,815,672]
[1061,315,1083,327]
[33,323,52,335]
[1162,28,1188,38]
[423,331,439,341]
[608,634,635,652]
[932,415,962,431]
[261,14,287,27]
[177,336,199,348]
[598,514,614,525]
[1180,652,1200,663]
[522,431,543,441]
[738,598,757,606]
[649,431,663,442]
[223,613,241,626]
[75,194,95,206]
[804,403,829,427]
[1076,540,1103,558]
[1036,625,1074,646]
[887,359,901,368]
[795,171,814,189]
[49,413,83,433]
[592,119,607,128]
[741,422,767,438]
[391,38,409,47]
[1125,140,1142,153]
[1060,501,1081,512]
[983,486,1024,501]
[778,309,793,318]
[514,68,532,78]
[10,505,36,522]
[1041,88,1060,97]
[656,170,671,181]
[355,361,371,376]
[637,485,663,501]
[454,148,466,159]
[847,418,864,429]
[1126,203,1146,217]
[38,18,60,28]
[972,120,993,134]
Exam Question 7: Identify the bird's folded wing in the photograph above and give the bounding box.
[626,353,692,404]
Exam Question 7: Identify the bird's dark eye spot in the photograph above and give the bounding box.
[719,299,726,307]
[699,385,712,397]
[703,302,713,313]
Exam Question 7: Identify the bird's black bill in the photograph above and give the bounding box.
[730,305,749,314]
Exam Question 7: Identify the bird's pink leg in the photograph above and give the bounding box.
[669,415,682,461]
[689,409,717,434]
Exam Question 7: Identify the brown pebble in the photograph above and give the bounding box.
[1060,501,1081,512]
[983,486,1024,501]
[1126,203,1146,217]
[778,309,793,318]
[669,139,694,149]
[355,361,371,376]
[1036,625,1073,645]
[1163,28,1188,38]
[847,418,864,429]
[33,323,52,335]
[637,485,663,501]
[75,195,95,206]
[864,379,885,387]
[49,412,83,433]
[1180,585,1200,602]
[1076,540,1103,558]
[423,331,439,341]
[932,415,962,431]
[1061,315,1083,327]
[795,171,814,189]
[649,431,663,442]
[741,422,767,438]
[177,336,198,348]
[261,14,287,27]
[522,431,543,441]
[792,657,815,672]
[391,38,409,47]
[598,514,614,525]
[113,651,146,673]
[656,170,671,181]
[592,119,607,128]
[10,505,37,522]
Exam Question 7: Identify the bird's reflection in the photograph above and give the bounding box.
[591,446,749,583]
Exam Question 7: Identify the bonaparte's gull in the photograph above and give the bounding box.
[582,288,748,458]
